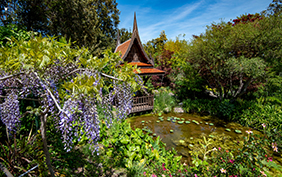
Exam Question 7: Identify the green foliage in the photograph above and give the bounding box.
[84,120,184,176]
[164,36,205,100]
[143,31,167,58]
[186,133,282,176]
[153,87,177,114]
[8,0,120,55]
[232,100,282,131]
[183,98,220,116]
[188,19,268,100]
[0,24,32,47]
[217,99,235,118]
[0,35,80,72]
[45,119,87,176]
[0,36,141,98]
[0,130,47,176]
[117,28,132,44]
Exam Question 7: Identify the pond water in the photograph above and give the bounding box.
[126,113,260,165]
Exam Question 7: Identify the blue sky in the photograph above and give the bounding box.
[117,0,271,43]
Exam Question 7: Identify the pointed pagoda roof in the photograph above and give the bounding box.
[115,13,164,76]
[115,12,154,66]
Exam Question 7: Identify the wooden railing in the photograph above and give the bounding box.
[131,95,154,113]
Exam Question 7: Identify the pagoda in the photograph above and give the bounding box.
[115,13,165,77]
[114,13,165,113]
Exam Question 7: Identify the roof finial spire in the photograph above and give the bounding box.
[133,12,138,33]
[116,29,120,47]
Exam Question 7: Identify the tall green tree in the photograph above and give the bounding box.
[1,1,14,26]
[8,0,120,55]
[188,19,268,100]
[165,36,205,100]
[143,30,167,58]
[264,0,282,15]
[117,28,132,44]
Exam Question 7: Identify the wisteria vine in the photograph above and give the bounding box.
[0,62,143,154]
[0,91,21,132]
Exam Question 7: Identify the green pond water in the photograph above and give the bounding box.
[126,113,261,165]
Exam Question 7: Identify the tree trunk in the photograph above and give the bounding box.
[40,113,55,177]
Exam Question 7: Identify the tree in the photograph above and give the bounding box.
[0,0,19,26]
[188,19,267,100]
[151,49,174,88]
[264,0,282,15]
[143,30,167,58]
[118,28,132,44]
[165,36,205,100]
[232,13,263,26]
[8,0,120,55]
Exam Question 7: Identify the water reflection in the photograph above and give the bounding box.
[127,113,259,164]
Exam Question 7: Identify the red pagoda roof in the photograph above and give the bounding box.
[128,62,153,67]
[115,39,131,58]
[136,68,165,75]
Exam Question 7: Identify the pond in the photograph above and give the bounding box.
[126,113,260,165]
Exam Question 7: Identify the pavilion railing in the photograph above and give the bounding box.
[131,94,154,113]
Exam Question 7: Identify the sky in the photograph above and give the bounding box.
[117,0,271,43]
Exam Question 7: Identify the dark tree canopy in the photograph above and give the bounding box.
[117,28,132,44]
[1,0,120,55]
[264,0,282,15]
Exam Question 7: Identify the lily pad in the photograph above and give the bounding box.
[167,118,171,121]
[192,120,199,125]
[160,119,164,122]
[158,116,163,119]
[178,121,184,124]
[179,140,185,144]
[200,121,203,124]
[225,128,231,132]
[146,121,148,124]
[149,120,151,123]
[156,121,160,123]
[176,118,180,120]
[181,118,185,120]
[205,122,208,125]
[209,123,214,126]
[185,121,190,124]
[141,121,145,123]
[142,123,144,126]
[172,120,177,123]
[235,130,242,134]
[170,130,174,133]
